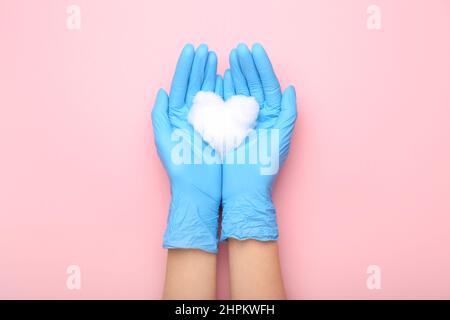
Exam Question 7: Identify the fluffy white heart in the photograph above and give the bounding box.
[188,91,259,157]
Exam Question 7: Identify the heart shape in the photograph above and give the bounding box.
[188,91,259,157]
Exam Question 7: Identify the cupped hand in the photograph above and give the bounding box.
[221,43,297,242]
[152,44,223,253]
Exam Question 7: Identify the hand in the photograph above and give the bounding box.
[152,44,223,253]
[221,43,297,242]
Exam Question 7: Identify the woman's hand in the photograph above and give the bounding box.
[152,44,223,254]
[221,43,297,243]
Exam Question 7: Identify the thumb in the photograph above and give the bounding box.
[275,86,298,165]
[275,85,297,131]
[151,89,172,154]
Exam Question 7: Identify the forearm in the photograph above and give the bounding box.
[228,239,286,300]
[163,249,217,299]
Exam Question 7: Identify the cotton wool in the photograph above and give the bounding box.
[188,91,259,157]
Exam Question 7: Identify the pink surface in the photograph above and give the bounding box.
[1,0,450,299]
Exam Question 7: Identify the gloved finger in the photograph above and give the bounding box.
[186,44,209,107]
[237,43,264,105]
[169,44,195,110]
[214,75,223,97]
[275,85,297,131]
[252,43,282,109]
[201,51,218,92]
[223,69,235,100]
[275,85,297,166]
[152,89,172,156]
[229,48,249,96]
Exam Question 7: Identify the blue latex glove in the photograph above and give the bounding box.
[151,44,223,253]
[221,43,297,242]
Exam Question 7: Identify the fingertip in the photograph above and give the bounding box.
[200,51,218,92]
[157,88,168,100]
[182,43,195,56]
[192,44,208,66]
[224,69,232,86]
[196,43,209,54]
[229,49,241,71]
[152,89,168,120]
[237,43,249,55]
[251,44,271,69]
[285,85,296,98]
[229,48,238,63]
[282,85,296,106]
[215,75,223,96]
[251,43,271,68]
[208,51,218,64]
[251,43,265,56]
[154,89,168,112]
[223,69,235,100]
[282,85,298,116]
[237,44,252,63]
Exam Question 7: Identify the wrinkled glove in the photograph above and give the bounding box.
[152,44,223,253]
[221,43,297,242]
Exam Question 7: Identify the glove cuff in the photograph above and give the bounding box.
[163,191,219,254]
[220,193,278,242]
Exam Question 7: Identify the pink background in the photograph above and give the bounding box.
[1,0,450,299]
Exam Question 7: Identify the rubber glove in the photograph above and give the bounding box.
[152,44,223,253]
[221,43,297,242]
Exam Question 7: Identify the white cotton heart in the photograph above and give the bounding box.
[188,91,259,157]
